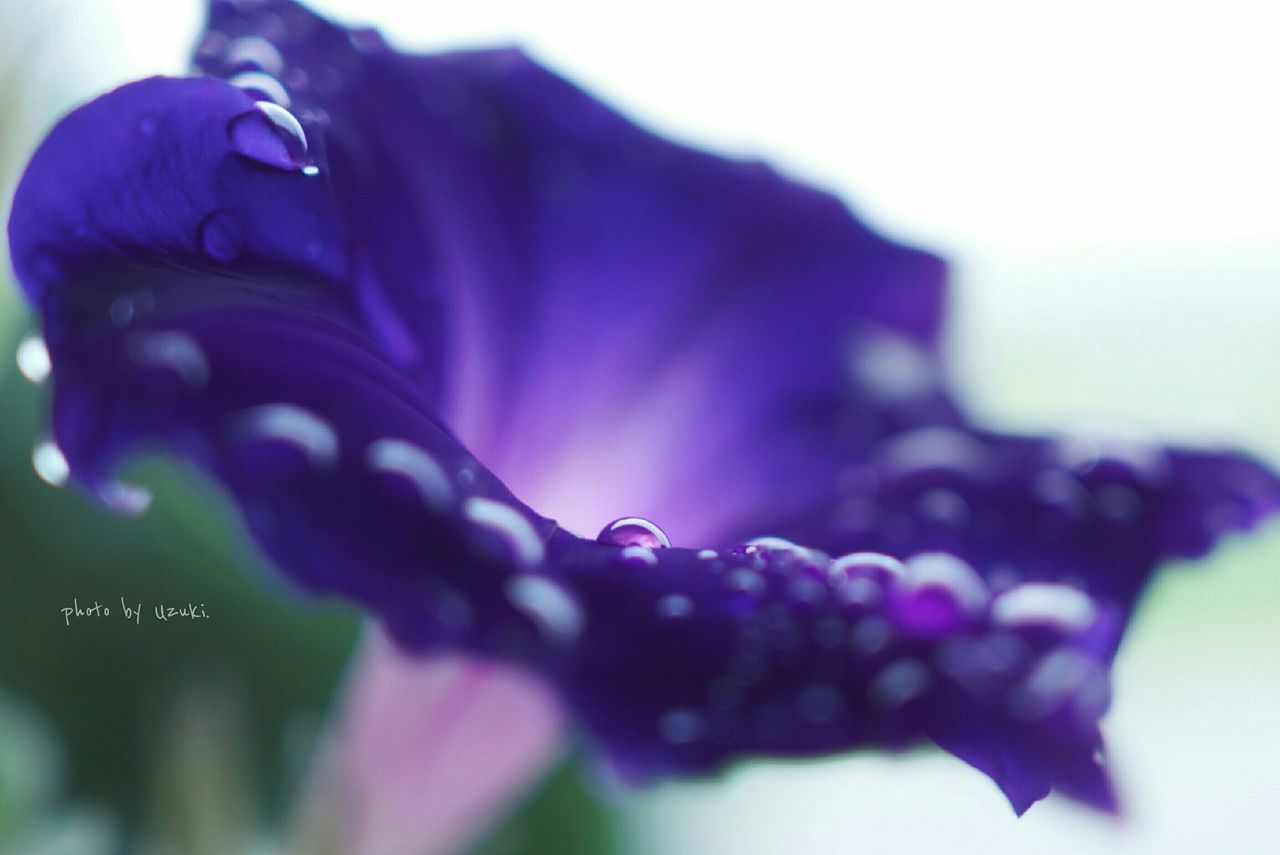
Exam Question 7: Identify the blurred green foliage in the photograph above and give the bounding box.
[0,319,361,829]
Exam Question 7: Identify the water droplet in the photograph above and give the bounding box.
[197,210,244,262]
[992,583,1098,633]
[137,114,158,138]
[430,588,473,631]
[656,593,694,619]
[32,440,69,487]
[905,553,989,613]
[788,576,827,603]
[869,659,932,710]
[658,709,705,744]
[282,66,310,91]
[795,683,844,724]
[464,498,545,565]
[618,545,658,567]
[1010,648,1101,720]
[876,427,992,478]
[225,35,284,75]
[125,331,210,388]
[725,568,765,596]
[1095,483,1144,522]
[851,330,936,400]
[745,536,818,564]
[916,488,970,528]
[850,616,891,653]
[15,335,50,384]
[348,27,387,53]
[505,574,582,641]
[301,164,320,177]
[99,480,152,516]
[829,552,906,588]
[367,439,454,511]
[228,71,291,107]
[697,549,718,560]
[227,101,307,170]
[230,403,338,467]
[195,30,228,61]
[108,291,153,327]
[597,517,670,549]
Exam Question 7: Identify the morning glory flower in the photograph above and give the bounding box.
[8,0,1279,824]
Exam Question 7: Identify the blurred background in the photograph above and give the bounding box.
[1,1,1277,852]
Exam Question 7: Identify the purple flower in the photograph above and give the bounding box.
[8,0,1279,821]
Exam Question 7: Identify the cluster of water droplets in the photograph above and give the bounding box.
[608,534,1115,754]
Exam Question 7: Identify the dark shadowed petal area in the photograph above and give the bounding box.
[8,0,1280,824]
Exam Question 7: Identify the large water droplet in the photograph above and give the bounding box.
[227,101,307,170]
[225,35,284,75]
[228,71,291,108]
[197,210,243,262]
[15,335,50,384]
[32,440,69,487]
[597,516,670,549]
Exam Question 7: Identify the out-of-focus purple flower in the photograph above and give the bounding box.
[7,0,1280,827]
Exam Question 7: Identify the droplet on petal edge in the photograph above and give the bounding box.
[226,101,308,170]
[597,516,671,549]
[15,334,51,384]
[32,440,69,487]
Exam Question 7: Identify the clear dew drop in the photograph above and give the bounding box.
[197,210,244,262]
[465,498,545,566]
[991,583,1098,633]
[15,335,51,384]
[228,71,291,108]
[225,35,285,75]
[231,403,338,467]
[125,331,210,388]
[597,516,670,549]
[655,593,694,620]
[366,438,454,511]
[227,101,307,170]
[505,574,582,642]
[32,440,69,487]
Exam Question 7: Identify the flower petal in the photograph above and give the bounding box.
[323,630,564,855]
[765,426,1280,623]
[10,2,1280,822]
[193,0,952,542]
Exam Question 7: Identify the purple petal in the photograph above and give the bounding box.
[8,0,1280,821]
[194,0,951,543]
[765,426,1280,627]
